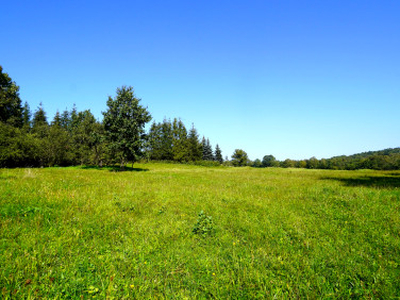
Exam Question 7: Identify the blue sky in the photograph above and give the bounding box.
[1,0,399,160]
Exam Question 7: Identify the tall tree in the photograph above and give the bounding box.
[172,118,189,162]
[22,101,31,129]
[202,137,214,161]
[32,103,48,134]
[147,119,174,160]
[71,110,98,165]
[102,86,151,169]
[214,144,223,163]
[0,66,23,127]
[187,124,202,161]
[51,111,62,127]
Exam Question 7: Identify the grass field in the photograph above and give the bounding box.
[1,163,399,299]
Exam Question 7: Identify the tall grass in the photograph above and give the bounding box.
[1,164,399,298]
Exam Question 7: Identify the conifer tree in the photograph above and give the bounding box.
[52,111,62,127]
[202,137,214,161]
[187,124,202,161]
[215,144,223,163]
[32,103,48,131]
[22,101,31,129]
[172,118,189,162]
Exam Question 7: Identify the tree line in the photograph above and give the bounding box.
[229,148,400,170]
[0,66,223,168]
[1,65,399,170]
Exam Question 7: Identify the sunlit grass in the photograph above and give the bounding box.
[1,164,399,298]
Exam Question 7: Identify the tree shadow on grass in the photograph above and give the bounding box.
[81,165,149,172]
[321,175,400,189]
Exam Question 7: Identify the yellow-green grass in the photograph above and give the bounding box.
[1,164,399,298]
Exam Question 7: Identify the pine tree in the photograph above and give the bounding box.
[202,137,213,161]
[172,118,189,162]
[214,144,223,163]
[51,111,62,127]
[60,108,71,131]
[32,103,48,130]
[22,101,31,129]
[187,124,202,161]
[201,137,207,160]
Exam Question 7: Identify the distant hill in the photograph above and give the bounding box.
[326,148,400,170]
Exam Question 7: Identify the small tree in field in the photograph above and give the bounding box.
[231,149,249,167]
[103,86,151,169]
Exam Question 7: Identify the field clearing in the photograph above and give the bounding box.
[1,164,399,298]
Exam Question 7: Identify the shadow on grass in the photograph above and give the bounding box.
[81,165,149,172]
[321,175,400,189]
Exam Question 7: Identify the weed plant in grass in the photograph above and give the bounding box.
[0,164,399,298]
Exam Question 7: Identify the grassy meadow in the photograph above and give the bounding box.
[1,163,399,298]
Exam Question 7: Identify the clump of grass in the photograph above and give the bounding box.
[193,210,214,236]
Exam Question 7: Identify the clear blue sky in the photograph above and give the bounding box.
[1,0,399,160]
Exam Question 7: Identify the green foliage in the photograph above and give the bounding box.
[187,125,203,161]
[0,66,23,127]
[148,119,174,160]
[214,144,223,164]
[202,137,214,161]
[172,118,190,162]
[192,210,214,236]
[231,149,249,166]
[306,156,319,169]
[32,103,48,130]
[281,158,295,168]
[22,101,31,129]
[262,154,278,167]
[0,122,39,167]
[252,158,262,167]
[102,86,151,168]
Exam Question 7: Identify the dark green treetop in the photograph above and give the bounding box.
[214,144,223,163]
[202,137,214,161]
[262,155,277,167]
[187,124,202,161]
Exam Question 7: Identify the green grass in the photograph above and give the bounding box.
[1,163,399,298]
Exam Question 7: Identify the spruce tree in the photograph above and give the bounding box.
[202,137,213,161]
[201,137,207,160]
[205,138,214,161]
[22,101,31,129]
[51,111,62,127]
[214,144,223,163]
[172,118,189,162]
[187,124,202,161]
[32,103,48,130]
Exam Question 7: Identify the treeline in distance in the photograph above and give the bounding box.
[1,65,399,170]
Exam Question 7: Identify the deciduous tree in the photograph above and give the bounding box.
[102,86,151,169]
[231,149,249,167]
